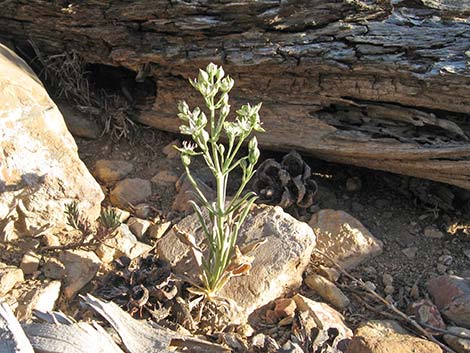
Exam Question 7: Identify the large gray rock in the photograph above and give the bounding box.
[0,44,103,239]
[157,205,316,323]
[309,209,383,270]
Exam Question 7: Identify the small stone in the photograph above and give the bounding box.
[278,316,294,326]
[402,247,418,259]
[382,274,393,287]
[95,243,116,263]
[162,140,180,159]
[237,323,254,337]
[59,103,100,139]
[364,281,377,291]
[309,210,383,270]
[424,226,445,239]
[346,177,362,192]
[16,280,61,321]
[151,170,179,186]
[0,266,24,295]
[439,254,453,266]
[385,295,394,303]
[110,178,152,209]
[444,326,470,353]
[93,159,134,184]
[20,251,41,275]
[127,217,152,240]
[133,203,152,219]
[42,257,66,280]
[305,274,350,309]
[42,233,61,247]
[407,299,446,332]
[316,265,340,283]
[148,221,171,239]
[437,263,447,274]
[274,298,297,318]
[384,285,395,295]
[103,224,153,260]
[112,207,131,223]
[252,333,266,348]
[60,250,102,298]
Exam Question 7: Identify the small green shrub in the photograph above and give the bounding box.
[175,63,264,296]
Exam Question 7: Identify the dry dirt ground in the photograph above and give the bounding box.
[75,127,470,329]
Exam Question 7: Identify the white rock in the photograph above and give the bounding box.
[16,281,61,321]
[127,217,152,239]
[304,274,350,309]
[148,221,171,239]
[0,44,103,237]
[157,205,316,323]
[309,209,383,270]
[103,224,152,260]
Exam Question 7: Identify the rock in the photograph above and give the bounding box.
[444,326,470,353]
[103,224,152,260]
[0,265,24,295]
[293,294,352,344]
[172,174,215,213]
[157,205,316,323]
[305,274,350,309]
[384,285,395,295]
[162,140,180,159]
[0,44,103,237]
[16,280,61,321]
[309,210,383,270]
[133,203,152,219]
[364,281,377,291]
[42,257,66,280]
[382,274,393,287]
[58,102,100,139]
[151,170,179,186]
[127,217,151,239]
[407,299,446,332]
[346,320,442,353]
[42,233,61,247]
[439,254,453,266]
[346,177,362,192]
[402,246,418,259]
[437,263,448,274]
[148,221,171,239]
[110,178,152,209]
[93,159,134,184]
[316,264,340,283]
[111,207,131,223]
[274,298,297,319]
[427,275,470,328]
[95,243,116,263]
[424,226,445,239]
[20,251,41,275]
[59,250,101,298]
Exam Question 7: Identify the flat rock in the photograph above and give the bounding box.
[59,250,101,299]
[305,274,350,309]
[102,224,152,260]
[58,102,100,139]
[93,159,134,184]
[444,326,470,353]
[157,205,316,323]
[151,170,179,186]
[309,209,383,270]
[0,265,24,295]
[407,299,446,331]
[427,275,470,328]
[346,320,442,353]
[110,178,152,209]
[0,44,103,237]
[16,280,61,321]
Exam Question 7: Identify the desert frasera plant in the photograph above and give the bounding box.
[175,63,264,296]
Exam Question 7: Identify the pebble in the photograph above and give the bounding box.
[438,254,453,266]
[151,170,179,186]
[384,285,395,295]
[148,221,171,239]
[111,207,131,223]
[110,178,152,209]
[20,251,41,275]
[382,274,393,287]
[364,281,377,291]
[127,217,152,239]
[316,265,340,283]
[42,233,61,247]
[424,226,445,239]
[437,263,447,274]
[402,247,418,259]
[305,274,350,309]
[93,159,134,184]
[134,203,152,219]
[274,298,297,318]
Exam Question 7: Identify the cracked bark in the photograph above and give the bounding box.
[1,0,470,188]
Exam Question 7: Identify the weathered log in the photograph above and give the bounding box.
[1,1,470,188]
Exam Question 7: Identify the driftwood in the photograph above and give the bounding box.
[1,1,470,188]
[0,295,228,353]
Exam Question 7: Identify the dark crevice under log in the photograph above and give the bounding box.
[1,0,470,188]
